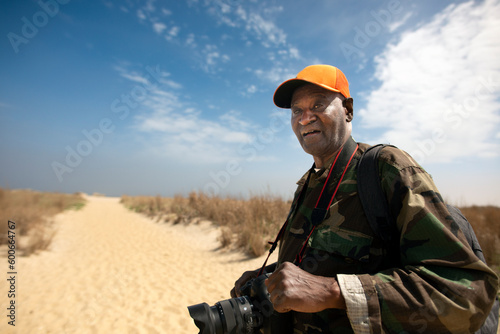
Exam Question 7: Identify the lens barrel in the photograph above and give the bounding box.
[188,303,218,334]
[188,296,257,334]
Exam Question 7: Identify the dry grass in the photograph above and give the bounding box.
[121,192,500,273]
[0,188,86,255]
[458,206,500,274]
[121,192,290,257]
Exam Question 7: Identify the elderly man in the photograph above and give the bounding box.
[231,65,498,333]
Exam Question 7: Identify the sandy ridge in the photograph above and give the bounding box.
[1,195,276,334]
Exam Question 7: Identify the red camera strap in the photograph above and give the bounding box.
[258,138,359,275]
[295,143,358,264]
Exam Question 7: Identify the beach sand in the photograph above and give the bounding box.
[1,195,277,334]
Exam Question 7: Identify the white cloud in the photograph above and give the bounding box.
[168,26,180,37]
[198,44,230,73]
[358,0,500,164]
[131,0,300,80]
[277,47,300,61]
[153,22,167,34]
[114,66,150,85]
[115,63,259,163]
[288,47,300,59]
[137,9,146,21]
[136,96,254,162]
[254,66,296,85]
[247,85,257,94]
[235,6,246,20]
[207,2,239,27]
[205,45,219,66]
[114,63,182,91]
[219,110,252,130]
[143,0,156,13]
[165,26,180,41]
[388,12,412,32]
[208,2,288,48]
[133,1,180,43]
[241,12,286,48]
[185,33,196,47]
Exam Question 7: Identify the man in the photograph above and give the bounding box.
[231,64,498,333]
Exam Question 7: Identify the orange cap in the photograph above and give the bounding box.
[273,64,350,108]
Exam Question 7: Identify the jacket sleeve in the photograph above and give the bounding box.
[342,148,499,333]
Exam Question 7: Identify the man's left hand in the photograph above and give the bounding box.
[265,262,346,313]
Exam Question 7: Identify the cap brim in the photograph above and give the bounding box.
[273,78,342,109]
[273,79,309,109]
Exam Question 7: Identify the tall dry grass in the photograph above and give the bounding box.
[458,206,500,273]
[121,193,500,273]
[121,192,290,256]
[0,188,85,255]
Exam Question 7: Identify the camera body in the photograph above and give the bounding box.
[187,274,292,334]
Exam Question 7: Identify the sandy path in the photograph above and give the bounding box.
[1,196,277,334]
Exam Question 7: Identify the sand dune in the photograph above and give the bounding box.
[1,195,277,334]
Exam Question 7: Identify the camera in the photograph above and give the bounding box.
[187,274,292,334]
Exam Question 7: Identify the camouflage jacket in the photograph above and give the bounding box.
[277,138,499,334]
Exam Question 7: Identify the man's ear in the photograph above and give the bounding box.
[342,98,354,122]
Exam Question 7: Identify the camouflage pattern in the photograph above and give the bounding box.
[277,139,499,333]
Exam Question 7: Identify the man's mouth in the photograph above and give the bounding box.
[302,130,320,137]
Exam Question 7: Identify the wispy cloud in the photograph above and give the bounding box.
[123,0,302,80]
[136,105,254,163]
[114,63,261,163]
[198,44,231,73]
[114,62,182,90]
[358,0,500,163]
[388,12,412,32]
[236,8,287,48]
[136,9,146,21]
[202,1,303,77]
[253,66,297,85]
[114,65,150,85]
[206,2,289,50]
[134,0,177,42]
[153,22,167,34]
[185,33,196,48]
[135,0,157,22]
[165,26,180,40]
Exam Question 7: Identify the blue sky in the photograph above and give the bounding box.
[1,0,499,205]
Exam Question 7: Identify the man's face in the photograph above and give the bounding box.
[290,84,352,166]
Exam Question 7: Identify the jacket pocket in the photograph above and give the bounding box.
[308,226,373,263]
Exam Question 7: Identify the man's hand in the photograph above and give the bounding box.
[230,269,259,298]
[264,262,346,313]
[230,263,277,298]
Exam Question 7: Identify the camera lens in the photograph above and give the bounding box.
[187,303,217,334]
[188,296,259,334]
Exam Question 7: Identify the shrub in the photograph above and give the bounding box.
[121,191,290,257]
[458,206,500,273]
[120,192,500,267]
[0,188,85,255]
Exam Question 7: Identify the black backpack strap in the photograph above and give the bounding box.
[357,144,397,243]
[446,205,486,262]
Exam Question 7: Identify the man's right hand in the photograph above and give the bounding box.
[230,269,259,298]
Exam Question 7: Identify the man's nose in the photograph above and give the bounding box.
[299,109,316,126]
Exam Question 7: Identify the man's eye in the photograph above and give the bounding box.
[292,109,301,115]
[313,104,322,110]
